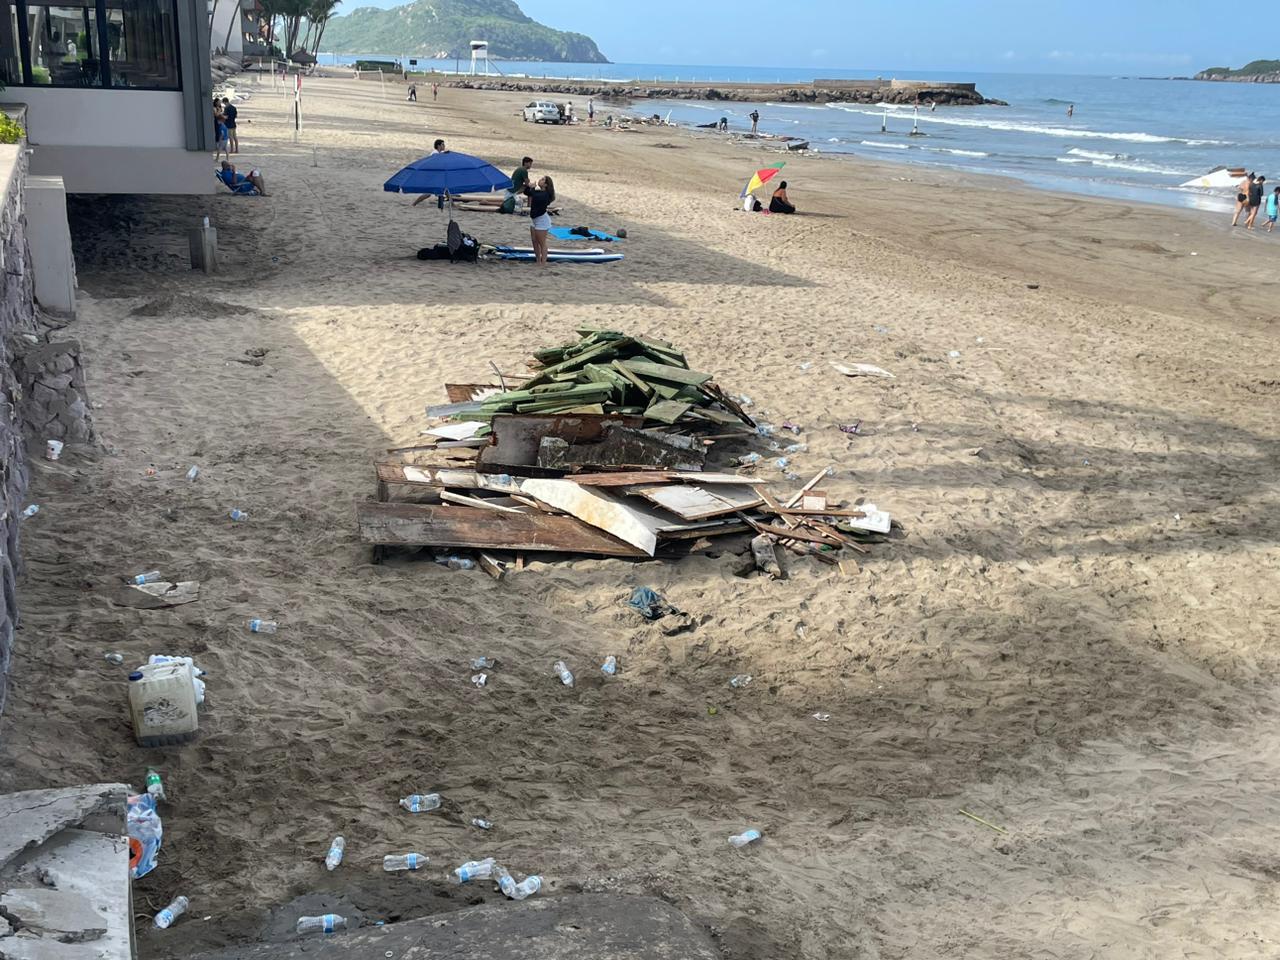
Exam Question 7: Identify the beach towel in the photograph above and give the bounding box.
[549,226,622,243]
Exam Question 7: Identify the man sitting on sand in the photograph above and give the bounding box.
[217,161,267,195]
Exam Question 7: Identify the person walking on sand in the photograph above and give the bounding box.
[1246,174,1265,229]
[1267,186,1280,233]
[1232,172,1254,226]
[523,175,556,266]
[407,82,417,102]
[750,109,760,134]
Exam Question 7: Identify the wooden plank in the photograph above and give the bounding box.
[610,360,653,397]
[625,483,764,521]
[745,518,845,548]
[517,479,674,555]
[440,491,527,513]
[656,519,752,540]
[478,552,507,581]
[773,506,867,518]
[534,424,705,472]
[570,471,753,487]
[644,399,693,424]
[620,360,712,386]
[356,501,647,557]
[445,383,503,403]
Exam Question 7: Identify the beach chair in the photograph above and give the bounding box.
[215,170,256,194]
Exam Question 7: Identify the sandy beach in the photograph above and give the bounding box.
[0,74,1277,959]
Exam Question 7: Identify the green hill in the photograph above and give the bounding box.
[1195,59,1280,80]
[321,0,608,62]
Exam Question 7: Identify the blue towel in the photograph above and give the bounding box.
[549,226,622,243]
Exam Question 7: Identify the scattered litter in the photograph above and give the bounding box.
[601,655,618,676]
[471,673,487,687]
[1173,513,1181,522]
[959,809,1007,834]
[494,864,542,900]
[729,674,753,688]
[228,508,248,521]
[145,465,158,479]
[811,712,831,722]
[628,586,678,620]
[470,656,496,670]
[454,857,496,882]
[383,853,426,872]
[754,422,775,437]
[775,457,790,470]
[186,466,200,481]
[1026,283,1040,290]
[948,350,961,359]
[750,534,785,579]
[838,422,862,436]
[129,657,206,746]
[247,618,278,634]
[738,395,754,407]
[400,793,441,813]
[21,505,38,518]
[105,653,124,664]
[831,362,895,379]
[781,421,803,434]
[113,580,200,609]
[436,554,476,571]
[873,324,890,334]
[737,452,763,466]
[145,768,166,801]
[728,829,762,848]
[325,836,345,871]
[798,362,813,370]
[297,915,346,935]
[553,660,575,687]
[839,503,892,535]
[129,570,163,585]
[471,818,493,830]
[783,443,807,454]
[45,439,63,461]
[128,792,163,879]
[975,336,985,344]
[154,895,189,929]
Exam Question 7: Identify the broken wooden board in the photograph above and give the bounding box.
[356,501,646,557]
[624,483,764,521]
[643,399,693,424]
[476,414,643,474]
[568,471,753,487]
[619,360,712,387]
[445,384,504,403]
[517,479,679,555]
[110,581,200,608]
[534,424,705,473]
[831,362,895,379]
[425,421,486,441]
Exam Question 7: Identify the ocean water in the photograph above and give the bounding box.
[324,57,1280,211]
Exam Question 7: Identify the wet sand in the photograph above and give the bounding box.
[0,75,1277,959]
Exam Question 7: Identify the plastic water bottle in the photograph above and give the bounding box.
[399,793,441,813]
[453,857,496,882]
[471,673,487,687]
[154,896,189,929]
[186,466,199,481]
[601,655,618,676]
[383,853,426,872]
[248,619,278,634]
[325,836,345,871]
[20,505,38,518]
[130,570,163,585]
[435,554,475,570]
[470,656,495,670]
[729,674,752,688]
[105,652,124,664]
[783,443,808,454]
[471,817,493,830]
[145,768,166,801]
[729,828,762,848]
[296,914,346,935]
[553,660,574,687]
[494,864,542,900]
[737,453,762,466]
[229,508,248,521]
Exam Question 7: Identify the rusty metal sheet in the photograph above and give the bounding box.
[476,414,643,474]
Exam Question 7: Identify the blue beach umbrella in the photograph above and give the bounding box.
[384,150,512,197]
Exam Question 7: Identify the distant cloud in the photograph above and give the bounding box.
[810,47,828,60]
[1001,50,1020,60]
[1044,49,1192,66]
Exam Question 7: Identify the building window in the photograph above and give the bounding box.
[0,0,180,89]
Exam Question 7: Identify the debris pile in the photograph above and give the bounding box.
[358,330,896,573]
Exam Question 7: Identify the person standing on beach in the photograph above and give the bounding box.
[523,175,555,265]
[1067,104,1074,117]
[222,97,239,154]
[588,98,595,124]
[433,83,439,101]
[407,82,417,101]
[1246,175,1265,229]
[1232,172,1254,226]
[212,99,229,162]
[750,109,760,134]
[1267,186,1279,233]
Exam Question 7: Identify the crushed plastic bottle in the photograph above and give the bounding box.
[553,660,574,687]
[783,443,808,454]
[383,853,426,872]
[601,655,618,676]
[737,395,754,407]
[470,656,495,670]
[154,896,189,929]
[471,673,487,687]
[20,505,38,518]
[247,619,278,634]
[145,768,166,801]
[130,570,163,585]
[471,817,493,830]
[399,793,441,813]
[754,423,775,437]
[454,857,496,882]
[736,453,762,467]
[774,458,790,470]
[186,466,200,481]
[325,836,345,871]
[104,652,124,665]
[729,829,762,848]
[729,674,753,688]
[435,555,476,570]
[494,864,542,900]
[228,508,249,521]
[296,914,346,935]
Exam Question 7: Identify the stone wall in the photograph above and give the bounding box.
[0,143,38,715]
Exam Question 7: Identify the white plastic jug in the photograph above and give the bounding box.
[128,661,199,746]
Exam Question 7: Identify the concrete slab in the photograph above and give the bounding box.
[193,894,717,960]
[0,785,128,869]
[22,177,77,316]
[0,887,107,943]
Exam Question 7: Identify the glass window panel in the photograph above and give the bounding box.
[0,0,22,86]
[103,0,178,89]
[26,2,101,86]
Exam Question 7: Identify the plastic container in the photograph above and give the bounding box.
[128,661,199,746]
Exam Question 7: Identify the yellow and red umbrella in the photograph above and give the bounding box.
[740,161,785,198]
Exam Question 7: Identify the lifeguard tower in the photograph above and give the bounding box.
[469,40,490,75]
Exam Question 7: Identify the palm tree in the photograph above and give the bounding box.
[306,0,340,58]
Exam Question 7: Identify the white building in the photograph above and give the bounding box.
[0,0,216,194]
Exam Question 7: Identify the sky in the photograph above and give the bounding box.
[349,0,1258,75]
